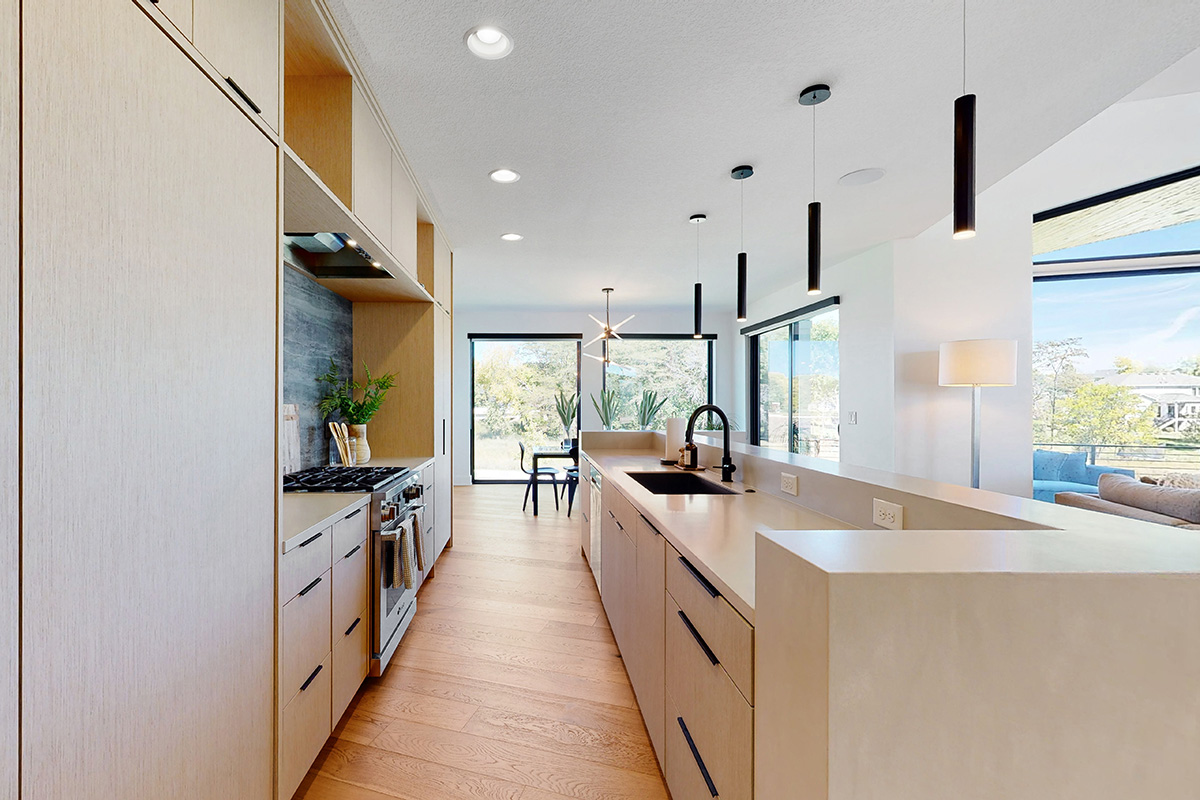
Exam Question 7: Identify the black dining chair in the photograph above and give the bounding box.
[562,443,580,517]
[519,442,560,512]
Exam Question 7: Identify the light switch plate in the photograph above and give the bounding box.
[873,498,903,530]
[848,411,858,425]
[780,473,799,496]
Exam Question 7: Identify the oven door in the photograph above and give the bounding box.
[371,511,418,676]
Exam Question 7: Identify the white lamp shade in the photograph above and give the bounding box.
[939,339,1017,387]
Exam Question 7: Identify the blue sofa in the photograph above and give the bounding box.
[1033,449,1135,503]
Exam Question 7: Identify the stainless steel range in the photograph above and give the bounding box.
[284,465,425,675]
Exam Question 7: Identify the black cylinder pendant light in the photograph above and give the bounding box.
[799,84,830,296]
[689,214,706,338]
[732,165,754,322]
[953,0,977,240]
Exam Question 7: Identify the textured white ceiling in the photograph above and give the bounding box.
[323,0,1200,310]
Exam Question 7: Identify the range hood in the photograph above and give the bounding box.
[283,232,393,279]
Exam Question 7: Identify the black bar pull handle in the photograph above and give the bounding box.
[224,77,262,115]
[346,508,363,519]
[298,576,322,597]
[344,617,361,637]
[343,544,362,560]
[679,556,719,598]
[299,664,323,692]
[678,610,719,666]
[298,531,323,548]
[677,717,719,798]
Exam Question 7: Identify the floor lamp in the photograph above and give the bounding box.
[938,339,1017,489]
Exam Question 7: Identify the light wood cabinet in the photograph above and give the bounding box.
[280,653,332,800]
[391,153,419,276]
[666,593,754,800]
[154,0,194,39]
[332,540,368,638]
[281,525,332,601]
[665,694,723,800]
[351,84,392,248]
[434,228,453,307]
[332,610,369,721]
[282,570,332,703]
[193,0,280,130]
[332,506,367,559]
[0,0,16,793]
[21,1,277,795]
[632,516,666,766]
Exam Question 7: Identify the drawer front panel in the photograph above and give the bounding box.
[331,506,368,560]
[280,654,332,800]
[665,695,721,800]
[281,569,332,704]
[281,525,332,602]
[666,594,753,800]
[666,544,754,702]
[332,538,368,641]
[332,610,370,723]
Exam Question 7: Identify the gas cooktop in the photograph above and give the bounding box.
[283,465,411,493]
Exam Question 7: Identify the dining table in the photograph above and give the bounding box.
[531,445,576,516]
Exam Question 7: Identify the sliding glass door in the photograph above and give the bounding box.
[470,335,581,482]
[747,301,840,459]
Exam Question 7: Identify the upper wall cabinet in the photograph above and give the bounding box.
[351,85,392,250]
[391,154,418,280]
[417,222,452,307]
[154,0,193,39]
[193,0,281,131]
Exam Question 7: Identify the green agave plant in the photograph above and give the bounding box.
[555,388,578,436]
[636,390,669,430]
[591,389,622,431]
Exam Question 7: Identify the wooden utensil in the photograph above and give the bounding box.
[329,422,349,466]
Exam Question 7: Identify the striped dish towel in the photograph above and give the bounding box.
[397,525,414,590]
[414,514,426,572]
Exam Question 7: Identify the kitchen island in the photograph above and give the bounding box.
[581,430,1200,800]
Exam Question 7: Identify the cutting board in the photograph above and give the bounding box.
[281,404,301,475]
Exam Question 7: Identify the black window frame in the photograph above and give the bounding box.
[468,333,582,484]
[599,333,717,422]
[742,296,840,450]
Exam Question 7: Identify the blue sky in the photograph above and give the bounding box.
[1036,219,1200,263]
[1034,271,1200,373]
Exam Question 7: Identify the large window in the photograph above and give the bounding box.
[746,299,840,460]
[470,335,581,482]
[602,335,714,429]
[1032,165,1200,478]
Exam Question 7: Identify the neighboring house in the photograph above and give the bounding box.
[1094,371,1200,432]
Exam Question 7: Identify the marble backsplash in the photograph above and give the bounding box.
[283,266,352,470]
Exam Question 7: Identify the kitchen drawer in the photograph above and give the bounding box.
[332,506,368,560]
[281,525,332,603]
[332,538,368,642]
[602,482,638,537]
[422,464,435,490]
[332,607,369,723]
[666,593,753,800]
[665,694,723,800]
[280,653,332,800]
[666,544,754,702]
[281,569,331,704]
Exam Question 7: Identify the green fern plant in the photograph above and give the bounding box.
[591,389,621,431]
[316,359,397,424]
[635,390,669,430]
[555,388,578,437]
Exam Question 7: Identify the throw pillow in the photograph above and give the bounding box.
[1058,451,1088,484]
[1033,449,1067,481]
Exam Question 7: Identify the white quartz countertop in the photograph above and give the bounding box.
[360,456,435,472]
[762,524,1200,575]
[280,492,370,549]
[583,447,856,622]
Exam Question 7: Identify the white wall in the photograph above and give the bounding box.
[452,306,738,484]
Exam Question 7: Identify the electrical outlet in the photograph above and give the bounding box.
[872,498,904,530]
[780,473,798,496]
[848,411,858,425]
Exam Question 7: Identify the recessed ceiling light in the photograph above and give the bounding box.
[489,168,520,184]
[500,233,523,241]
[465,26,513,60]
[838,168,886,186]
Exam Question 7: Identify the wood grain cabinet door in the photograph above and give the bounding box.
[152,0,194,39]
[193,0,281,130]
[21,0,277,796]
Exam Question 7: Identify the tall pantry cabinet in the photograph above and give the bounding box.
[15,0,280,797]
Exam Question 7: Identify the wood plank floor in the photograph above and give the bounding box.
[293,485,669,800]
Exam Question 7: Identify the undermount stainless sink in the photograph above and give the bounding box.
[624,471,736,495]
